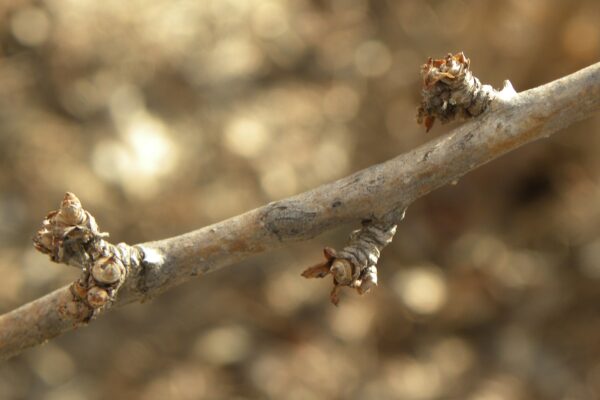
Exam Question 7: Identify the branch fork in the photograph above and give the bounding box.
[305,51,516,304]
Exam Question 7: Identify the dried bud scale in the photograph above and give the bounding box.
[356,266,378,295]
[302,221,397,305]
[71,280,88,299]
[60,299,92,321]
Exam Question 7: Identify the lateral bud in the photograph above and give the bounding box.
[91,256,124,285]
[86,287,110,308]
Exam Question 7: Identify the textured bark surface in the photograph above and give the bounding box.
[0,61,599,360]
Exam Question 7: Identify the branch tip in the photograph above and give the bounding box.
[302,222,397,305]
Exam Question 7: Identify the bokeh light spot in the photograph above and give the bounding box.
[354,40,392,77]
[10,6,50,47]
[224,116,270,158]
[393,265,448,315]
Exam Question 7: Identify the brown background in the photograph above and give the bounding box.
[1,0,600,399]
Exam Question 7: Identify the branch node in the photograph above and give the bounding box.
[417,52,503,132]
[302,221,397,305]
[32,192,141,320]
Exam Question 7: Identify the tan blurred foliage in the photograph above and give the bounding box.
[1,0,600,399]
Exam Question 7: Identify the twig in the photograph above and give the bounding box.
[302,220,399,305]
[300,53,569,304]
[1,58,599,361]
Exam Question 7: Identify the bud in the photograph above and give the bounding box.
[87,287,109,308]
[91,256,123,285]
[56,192,86,225]
[330,259,354,285]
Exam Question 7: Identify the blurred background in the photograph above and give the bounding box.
[1,0,600,399]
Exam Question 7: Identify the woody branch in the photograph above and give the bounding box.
[0,56,599,361]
